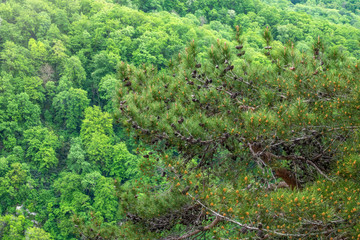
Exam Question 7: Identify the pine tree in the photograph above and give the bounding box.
[112,27,360,239]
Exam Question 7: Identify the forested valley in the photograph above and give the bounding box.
[0,0,359,239]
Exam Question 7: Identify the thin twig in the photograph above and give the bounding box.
[175,216,222,240]
[306,160,334,182]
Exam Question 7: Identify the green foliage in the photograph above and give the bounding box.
[114,30,360,238]
[62,56,86,88]
[93,176,119,221]
[85,132,113,166]
[23,77,45,104]
[28,39,49,69]
[0,214,29,240]
[7,93,41,128]
[110,142,136,180]
[66,137,92,174]
[0,162,32,213]
[79,106,138,178]
[80,106,114,147]
[52,88,90,131]
[24,127,59,171]
[0,41,34,76]
[25,227,53,240]
[90,51,120,93]
[53,172,90,238]
[0,0,359,238]
[99,74,118,112]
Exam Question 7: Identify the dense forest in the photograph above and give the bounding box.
[0,0,359,239]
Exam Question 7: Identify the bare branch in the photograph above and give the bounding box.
[306,160,334,182]
[175,216,222,240]
[192,195,335,238]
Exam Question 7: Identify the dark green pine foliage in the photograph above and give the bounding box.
[114,27,360,239]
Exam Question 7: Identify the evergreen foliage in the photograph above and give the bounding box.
[114,28,360,238]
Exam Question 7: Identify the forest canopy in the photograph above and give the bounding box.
[0,0,359,239]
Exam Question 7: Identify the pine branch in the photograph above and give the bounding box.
[173,216,222,240]
[306,160,334,182]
